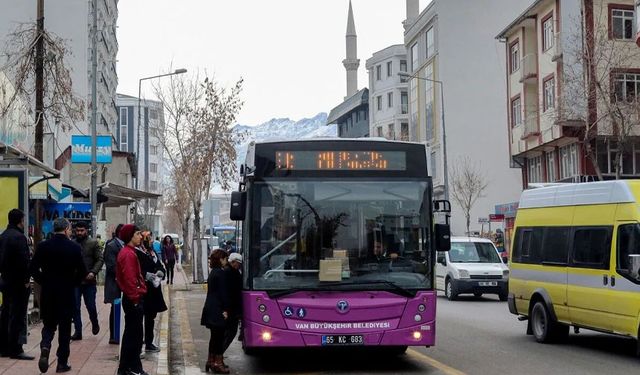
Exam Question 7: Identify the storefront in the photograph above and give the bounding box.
[494,202,519,254]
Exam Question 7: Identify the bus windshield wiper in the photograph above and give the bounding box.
[324,280,415,297]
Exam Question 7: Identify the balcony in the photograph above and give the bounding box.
[519,53,538,84]
[520,116,540,139]
[551,33,562,62]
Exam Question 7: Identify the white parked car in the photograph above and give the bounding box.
[436,237,509,301]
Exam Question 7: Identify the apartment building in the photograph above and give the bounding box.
[404,0,529,235]
[366,45,410,141]
[498,0,640,185]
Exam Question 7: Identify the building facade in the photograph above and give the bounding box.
[498,0,640,186]
[0,0,119,162]
[366,45,409,140]
[403,0,530,235]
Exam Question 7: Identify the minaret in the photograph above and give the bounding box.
[343,0,359,99]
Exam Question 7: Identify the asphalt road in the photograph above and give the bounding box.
[178,289,640,375]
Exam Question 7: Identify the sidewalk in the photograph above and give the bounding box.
[0,284,169,375]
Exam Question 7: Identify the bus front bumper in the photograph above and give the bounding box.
[242,320,436,348]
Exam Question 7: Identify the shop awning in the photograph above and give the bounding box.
[0,142,60,178]
[97,182,162,200]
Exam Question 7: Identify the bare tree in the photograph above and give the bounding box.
[0,23,84,136]
[450,156,489,235]
[162,164,192,261]
[557,5,640,180]
[154,72,244,276]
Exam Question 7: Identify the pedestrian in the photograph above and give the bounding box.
[116,224,148,375]
[201,249,230,374]
[161,235,177,285]
[71,221,104,340]
[104,223,124,344]
[223,253,243,352]
[31,218,88,373]
[0,208,35,360]
[152,236,162,258]
[137,232,167,353]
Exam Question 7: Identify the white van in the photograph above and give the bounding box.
[436,237,509,301]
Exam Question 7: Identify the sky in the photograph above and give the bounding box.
[116,0,427,125]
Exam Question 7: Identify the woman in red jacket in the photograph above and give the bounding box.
[116,225,148,375]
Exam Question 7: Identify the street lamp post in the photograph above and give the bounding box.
[399,71,449,201]
[135,68,187,225]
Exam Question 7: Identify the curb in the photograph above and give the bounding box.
[156,284,170,375]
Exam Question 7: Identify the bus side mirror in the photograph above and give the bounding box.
[435,224,451,252]
[433,200,451,213]
[230,191,246,221]
[629,254,640,280]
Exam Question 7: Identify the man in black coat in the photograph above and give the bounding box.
[223,253,243,351]
[103,223,124,344]
[0,208,34,360]
[30,218,88,373]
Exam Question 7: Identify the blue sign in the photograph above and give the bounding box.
[40,202,92,239]
[283,306,293,317]
[71,135,113,164]
[297,307,306,318]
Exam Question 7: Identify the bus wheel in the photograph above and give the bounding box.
[389,346,408,355]
[445,279,457,301]
[531,301,567,343]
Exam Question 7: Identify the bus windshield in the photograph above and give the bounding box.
[249,180,432,293]
[212,227,236,247]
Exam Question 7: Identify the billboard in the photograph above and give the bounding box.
[0,170,27,232]
[71,135,113,164]
[41,202,91,239]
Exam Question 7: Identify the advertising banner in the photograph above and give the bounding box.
[41,202,91,239]
[71,135,113,164]
[0,170,27,233]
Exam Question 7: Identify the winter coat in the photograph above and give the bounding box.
[116,245,147,305]
[200,267,229,329]
[0,224,31,287]
[75,236,104,284]
[136,248,167,314]
[162,243,177,263]
[103,237,124,303]
[30,234,87,321]
[225,266,243,318]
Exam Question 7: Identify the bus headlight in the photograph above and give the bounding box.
[258,304,267,313]
[414,314,422,322]
[412,331,422,340]
[458,269,470,278]
[262,315,271,323]
[262,332,272,342]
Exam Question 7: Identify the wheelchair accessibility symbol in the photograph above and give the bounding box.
[284,306,293,317]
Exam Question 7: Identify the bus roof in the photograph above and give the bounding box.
[518,180,636,209]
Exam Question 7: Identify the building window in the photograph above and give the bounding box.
[120,107,128,126]
[387,124,395,140]
[387,92,393,108]
[377,95,382,111]
[597,139,640,175]
[543,76,555,111]
[387,61,392,77]
[400,123,409,141]
[401,91,408,114]
[425,64,434,140]
[611,8,634,40]
[376,65,382,81]
[542,14,554,51]
[119,107,128,151]
[377,126,383,137]
[150,162,157,174]
[510,41,520,73]
[149,108,158,120]
[431,151,437,180]
[613,72,640,102]
[426,27,435,59]
[511,96,522,127]
[546,151,557,182]
[150,145,158,155]
[559,143,579,179]
[411,42,419,71]
[528,156,543,183]
[149,180,157,191]
[400,60,407,72]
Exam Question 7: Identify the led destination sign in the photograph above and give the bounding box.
[275,151,406,171]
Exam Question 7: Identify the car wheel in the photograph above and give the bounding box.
[445,279,457,301]
[499,292,508,302]
[473,293,483,298]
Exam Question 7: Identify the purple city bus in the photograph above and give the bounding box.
[229,139,451,354]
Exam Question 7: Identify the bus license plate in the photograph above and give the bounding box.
[321,335,364,346]
[479,281,498,286]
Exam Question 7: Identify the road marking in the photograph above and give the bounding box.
[407,348,467,375]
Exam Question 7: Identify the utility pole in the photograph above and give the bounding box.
[34,0,45,245]
[90,0,98,236]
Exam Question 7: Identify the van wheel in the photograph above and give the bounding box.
[445,279,457,301]
[530,301,568,343]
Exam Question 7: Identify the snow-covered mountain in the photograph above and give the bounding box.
[232,112,336,167]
